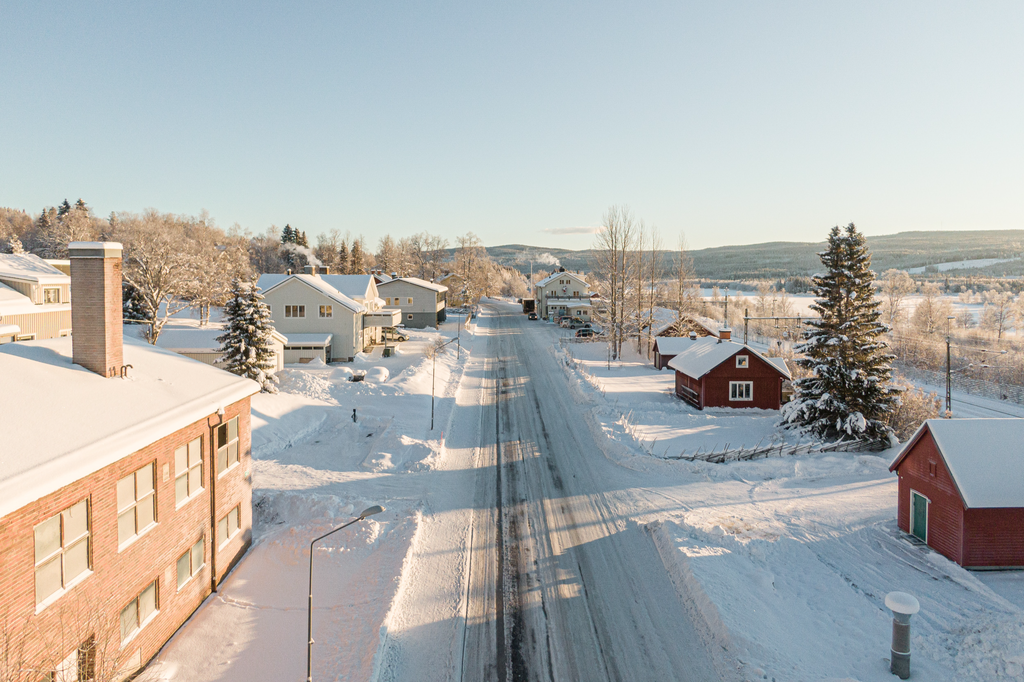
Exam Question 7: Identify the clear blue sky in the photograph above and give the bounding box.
[1,2,1022,250]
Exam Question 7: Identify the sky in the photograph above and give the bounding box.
[1,2,1023,251]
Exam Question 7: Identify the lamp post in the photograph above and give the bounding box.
[431,336,459,430]
[307,505,385,682]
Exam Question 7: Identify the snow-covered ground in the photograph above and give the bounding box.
[907,257,1018,274]
[140,315,479,682]
[557,335,1024,681]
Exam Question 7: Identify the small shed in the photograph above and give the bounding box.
[653,335,698,370]
[666,331,791,410]
[889,419,1024,568]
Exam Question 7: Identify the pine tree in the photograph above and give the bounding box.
[57,199,72,217]
[217,277,280,393]
[297,230,308,247]
[350,238,365,274]
[337,241,350,274]
[281,224,295,244]
[122,280,149,322]
[782,223,901,443]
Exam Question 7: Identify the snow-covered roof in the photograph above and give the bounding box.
[0,323,20,337]
[283,333,333,345]
[536,271,588,288]
[666,337,792,380]
[319,274,377,301]
[257,274,365,313]
[653,336,700,356]
[0,337,260,519]
[0,281,69,317]
[0,252,71,285]
[649,308,721,337]
[378,276,448,293]
[890,419,1024,508]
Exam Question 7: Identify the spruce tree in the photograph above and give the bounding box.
[122,280,148,322]
[337,241,350,274]
[350,238,364,274]
[782,223,901,443]
[217,277,280,393]
[281,224,295,244]
[297,230,309,247]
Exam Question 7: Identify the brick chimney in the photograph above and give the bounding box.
[303,264,318,275]
[69,242,123,377]
[718,328,732,342]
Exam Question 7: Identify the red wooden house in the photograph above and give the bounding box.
[666,330,791,410]
[889,419,1024,568]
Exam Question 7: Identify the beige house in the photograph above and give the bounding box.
[0,253,73,343]
[534,269,592,322]
[257,267,400,362]
[378,277,448,328]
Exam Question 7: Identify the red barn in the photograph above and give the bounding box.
[666,330,791,410]
[889,419,1024,568]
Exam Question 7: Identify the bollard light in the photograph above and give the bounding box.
[885,591,920,679]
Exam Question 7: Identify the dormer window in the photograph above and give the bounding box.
[43,287,61,304]
[736,355,749,368]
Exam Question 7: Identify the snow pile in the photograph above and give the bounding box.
[276,368,336,403]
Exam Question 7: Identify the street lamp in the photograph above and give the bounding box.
[307,505,385,682]
[431,336,459,429]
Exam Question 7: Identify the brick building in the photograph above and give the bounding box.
[666,330,791,410]
[889,419,1024,568]
[0,242,259,681]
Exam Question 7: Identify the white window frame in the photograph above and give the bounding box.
[216,417,240,476]
[43,287,60,304]
[34,499,91,609]
[176,537,205,590]
[319,305,332,318]
[729,381,753,401]
[910,490,930,543]
[174,437,203,507]
[217,505,242,548]
[119,580,158,645]
[285,305,305,318]
[735,355,749,368]
[117,463,157,549]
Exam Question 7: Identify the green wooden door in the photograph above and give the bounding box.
[911,492,928,542]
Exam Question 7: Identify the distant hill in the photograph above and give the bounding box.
[488,230,1024,280]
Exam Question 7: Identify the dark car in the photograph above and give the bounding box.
[575,327,595,338]
[528,312,538,320]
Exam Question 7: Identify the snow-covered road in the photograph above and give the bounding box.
[375,303,725,681]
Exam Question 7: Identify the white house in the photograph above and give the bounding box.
[0,253,73,342]
[534,269,592,322]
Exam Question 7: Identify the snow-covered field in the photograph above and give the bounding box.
[557,337,1024,681]
[140,316,478,682]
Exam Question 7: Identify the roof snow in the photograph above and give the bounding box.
[892,419,1024,508]
[653,336,699,355]
[536,271,588,288]
[318,274,377,301]
[0,252,70,284]
[283,333,333,345]
[0,281,69,317]
[666,337,792,380]
[379,276,448,293]
[257,274,365,313]
[0,337,260,519]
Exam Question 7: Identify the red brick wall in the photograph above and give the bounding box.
[703,352,784,410]
[0,397,252,678]
[894,429,965,565]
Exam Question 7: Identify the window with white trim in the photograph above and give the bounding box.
[285,305,305,318]
[176,537,205,589]
[174,437,203,505]
[216,417,239,475]
[729,381,753,401]
[117,464,156,546]
[736,355,749,368]
[218,506,241,547]
[319,305,332,318]
[43,287,60,303]
[120,580,158,643]
[34,500,90,606]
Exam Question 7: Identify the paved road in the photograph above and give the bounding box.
[457,304,723,681]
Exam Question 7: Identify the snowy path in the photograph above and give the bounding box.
[375,304,725,681]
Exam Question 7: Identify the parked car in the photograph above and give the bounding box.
[575,327,596,338]
[382,327,409,342]
[528,312,538,320]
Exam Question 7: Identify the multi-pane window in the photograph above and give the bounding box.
[218,506,241,547]
[729,381,753,401]
[736,355,749,368]
[216,417,239,475]
[120,581,158,643]
[43,287,60,303]
[407,297,413,305]
[176,537,205,589]
[34,500,90,605]
[319,305,332,318]
[174,437,203,504]
[285,305,305,318]
[117,464,156,546]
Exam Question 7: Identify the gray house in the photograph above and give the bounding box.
[377,277,448,329]
[0,254,72,343]
[257,268,400,362]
